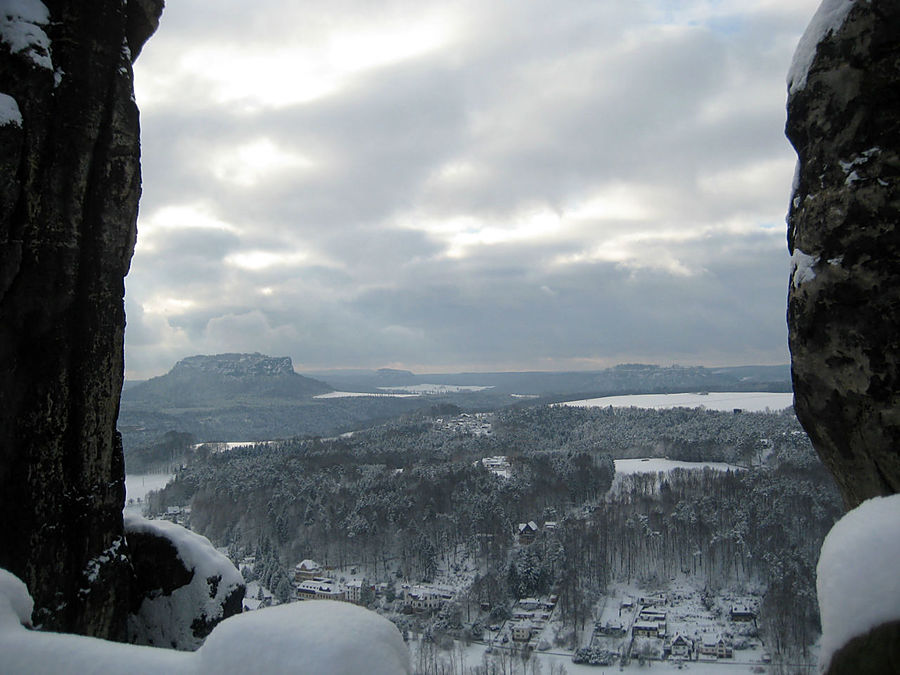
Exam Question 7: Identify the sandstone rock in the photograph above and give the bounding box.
[0,0,163,639]
[786,0,900,510]
[126,515,244,651]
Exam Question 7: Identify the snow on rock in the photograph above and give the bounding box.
[791,248,818,288]
[787,0,854,95]
[816,494,900,672]
[0,0,53,70]
[0,568,32,628]
[0,92,22,126]
[1,568,410,674]
[199,600,411,675]
[125,514,244,650]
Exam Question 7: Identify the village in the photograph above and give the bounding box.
[229,517,771,670]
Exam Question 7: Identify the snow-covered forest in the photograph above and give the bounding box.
[148,404,841,666]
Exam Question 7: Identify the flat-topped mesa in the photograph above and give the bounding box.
[172,353,296,378]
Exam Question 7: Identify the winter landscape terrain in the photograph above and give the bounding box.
[129,362,838,674]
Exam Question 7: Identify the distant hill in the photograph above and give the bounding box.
[306,363,792,397]
[120,356,792,471]
[124,353,333,408]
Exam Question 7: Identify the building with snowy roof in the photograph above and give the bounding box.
[294,559,323,581]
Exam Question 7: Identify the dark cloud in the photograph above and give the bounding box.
[124,0,819,378]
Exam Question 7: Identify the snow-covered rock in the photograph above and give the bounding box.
[816,495,900,673]
[0,92,22,126]
[125,515,244,650]
[0,567,411,674]
[199,600,411,674]
[0,0,53,70]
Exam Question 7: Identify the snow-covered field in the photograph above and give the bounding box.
[125,474,174,504]
[314,390,419,398]
[615,458,745,475]
[378,384,494,394]
[561,392,794,412]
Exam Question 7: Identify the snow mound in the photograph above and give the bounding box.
[199,600,410,674]
[0,569,32,628]
[816,494,900,672]
[0,92,22,126]
[0,568,411,674]
[125,514,244,650]
[0,0,53,70]
[787,0,854,95]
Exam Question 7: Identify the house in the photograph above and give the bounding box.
[345,579,363,604]
[517,521,539,544]
[668,634,693,659]
[518,598,541,611]
[599,620,625,636]
[730,604,756,622]
[638,608,667,636]
[294,559,323,581]
[296,578,345,602]
[699,637,733,659]
[632,621,660,638]
[543,521,558,531]
[511,621,533,642]
[402,584,453,612]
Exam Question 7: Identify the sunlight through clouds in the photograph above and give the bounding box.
[124,0,821,377]
[211,138,316,187]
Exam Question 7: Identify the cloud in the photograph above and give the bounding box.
[123,0,820,378]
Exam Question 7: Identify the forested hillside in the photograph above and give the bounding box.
[147,404,840,661]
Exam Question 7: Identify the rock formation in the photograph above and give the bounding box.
[786,1,900,673]
[125,515,244,651]
[786,0,900,510]
[0,0,163,639]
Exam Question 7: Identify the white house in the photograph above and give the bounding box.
[294,559,323,581]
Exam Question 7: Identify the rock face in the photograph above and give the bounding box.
[786,0,900,510]
[0,0,163,639]
[173,353,297,378]
[125,515,244,651]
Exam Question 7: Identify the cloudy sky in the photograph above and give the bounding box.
[126,0,820,379]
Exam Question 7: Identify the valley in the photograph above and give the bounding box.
[132,374,838,674]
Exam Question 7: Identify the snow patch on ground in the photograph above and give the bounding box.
[0,0,53,70]
[126,473,175,503]
[561,391,793,412]
[816,494,900,673]
[314,390,419,398]
[0,92,22,126]
[199,600,410,674]
[787,0,854,95]
[378,383,494,394]
[0,568,411,674]
[614,458,745,476]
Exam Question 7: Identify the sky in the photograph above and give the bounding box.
[125,0,822,380]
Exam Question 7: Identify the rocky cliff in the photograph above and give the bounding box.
[786,1,900,673]
[786,0,900,510]
[0,0,163,639]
